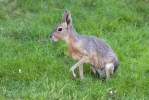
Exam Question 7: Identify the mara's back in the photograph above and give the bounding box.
[77,35,118,69]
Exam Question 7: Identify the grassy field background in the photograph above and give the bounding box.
[0,0,149,99]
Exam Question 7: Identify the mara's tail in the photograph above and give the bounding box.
[113,60,119,72]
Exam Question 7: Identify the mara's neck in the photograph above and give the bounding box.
[65,26,81,44]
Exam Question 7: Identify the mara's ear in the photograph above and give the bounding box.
[61,10,72,28]
[61,10,68,23]
[66,11,72,28]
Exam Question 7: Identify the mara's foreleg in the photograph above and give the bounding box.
[90,66,97,74]
[79,64,84,79]
[70,56,89,79]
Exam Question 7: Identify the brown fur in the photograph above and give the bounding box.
[50,11,119,79]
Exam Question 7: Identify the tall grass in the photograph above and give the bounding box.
[0,0,149,99]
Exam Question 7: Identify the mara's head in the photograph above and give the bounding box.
[50,10,72,42]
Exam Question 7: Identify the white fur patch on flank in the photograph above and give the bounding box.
[105,63,114,71]
[105,63,114,79]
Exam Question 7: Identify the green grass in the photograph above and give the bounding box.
[0,0,149,99]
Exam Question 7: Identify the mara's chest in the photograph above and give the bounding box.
[67,42,85,61]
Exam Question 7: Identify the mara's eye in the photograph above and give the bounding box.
[58,28,63,31]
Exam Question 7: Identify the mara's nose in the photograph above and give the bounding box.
[50,34,52,38]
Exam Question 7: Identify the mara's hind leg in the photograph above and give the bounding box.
[105,63,114,79]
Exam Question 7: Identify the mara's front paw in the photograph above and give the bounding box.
[70,69,76,80]
[72,73,76,80]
